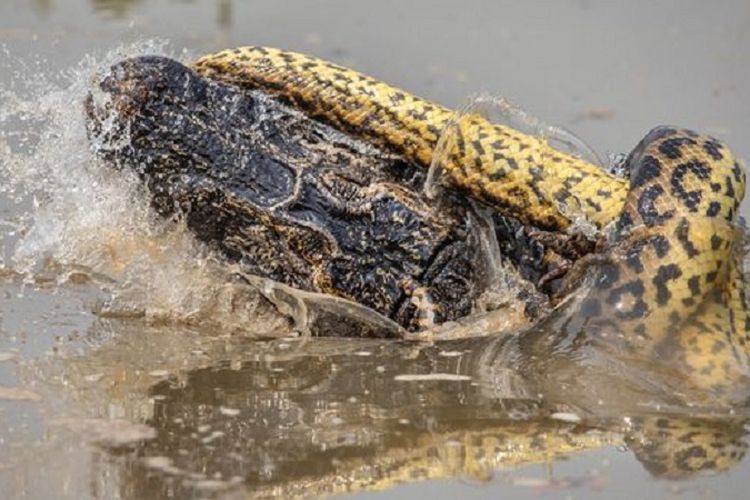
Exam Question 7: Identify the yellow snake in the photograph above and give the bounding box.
[192,47,749,393]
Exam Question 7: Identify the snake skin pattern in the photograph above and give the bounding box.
[194,47,629,230]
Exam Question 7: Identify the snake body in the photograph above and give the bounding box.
[194,47,628,231]
[193,47,749,392]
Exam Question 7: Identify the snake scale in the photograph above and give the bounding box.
[193,47,749,392]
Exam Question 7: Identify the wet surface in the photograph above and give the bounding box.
[1,1,750,499]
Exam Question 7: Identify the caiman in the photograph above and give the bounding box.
[85,55,562,335]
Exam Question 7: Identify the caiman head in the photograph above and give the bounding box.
[84,56,543,333]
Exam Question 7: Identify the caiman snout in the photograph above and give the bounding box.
[85,56,203,156]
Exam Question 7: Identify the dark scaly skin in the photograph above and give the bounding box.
[85,56,549,334]
[192,47,750,392]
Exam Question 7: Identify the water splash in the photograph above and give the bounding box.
[0,41,297,336]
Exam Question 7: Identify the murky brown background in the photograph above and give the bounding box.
[1,1,750,499]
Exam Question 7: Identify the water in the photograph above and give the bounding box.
[1,1,750,499]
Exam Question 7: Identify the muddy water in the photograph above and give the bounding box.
[1,1,750,499]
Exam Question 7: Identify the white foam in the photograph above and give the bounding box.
[0,41,292,336]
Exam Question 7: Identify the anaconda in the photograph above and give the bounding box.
[85,48,749,395]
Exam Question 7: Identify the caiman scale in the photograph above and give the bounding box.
[85,49,750,396]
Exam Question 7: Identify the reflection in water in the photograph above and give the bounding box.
[44,323,747,498]
[217,0,232,28]
[27,0,145,18]
[28,0,233,26]
[89,0,144,18]
[30,0,53,17]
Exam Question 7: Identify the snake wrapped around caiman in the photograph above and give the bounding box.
[85,47,749,395]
